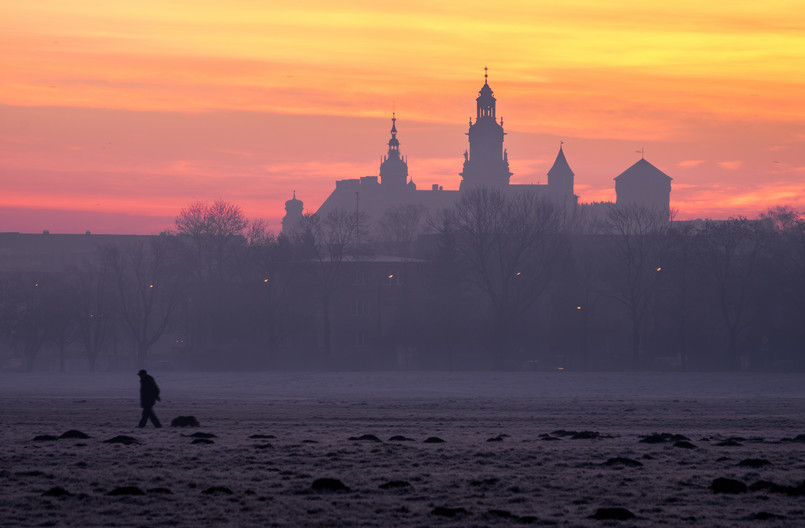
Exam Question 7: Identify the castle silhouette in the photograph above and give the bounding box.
[283,72,672,234]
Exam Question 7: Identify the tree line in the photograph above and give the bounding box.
[2,195,804,372]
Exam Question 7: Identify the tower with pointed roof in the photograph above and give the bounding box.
[281,191,304,236]
[547,142,575,199]
[379,113,409,189]
[459,69,512,190]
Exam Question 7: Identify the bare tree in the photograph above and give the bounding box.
[242,233,302,364]
[246,218,273,247]
[758,206,805,363]
[566,235,609,370]
[2,273,56,371]
[604,204,670,369]
[175,199,251,280]
[104,236,187,368]
[376,204,426,256]
[441,188,566,366]
[662,223,698,370]
[694,218,768,370]
[71,256,113,372]
[46,275,78,372]
[295,209,364,360]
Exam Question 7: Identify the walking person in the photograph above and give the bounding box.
[137,369,162,428]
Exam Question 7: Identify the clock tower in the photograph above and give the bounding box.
[459,69,512,190]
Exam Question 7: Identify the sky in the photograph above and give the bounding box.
[2,0,805,234]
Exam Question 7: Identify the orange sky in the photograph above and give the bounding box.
[2,0,805,234]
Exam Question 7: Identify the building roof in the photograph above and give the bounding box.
[614,158,672,182]
[547,144,574,178]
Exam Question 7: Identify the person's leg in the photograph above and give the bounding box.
[138,407,149,428]
[150,408,162,428]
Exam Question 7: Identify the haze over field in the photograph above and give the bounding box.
[2,372,805,526]
[3,1,805,234]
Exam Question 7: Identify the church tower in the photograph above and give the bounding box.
[379,113,409,189]
[281,191,304,236]
[459,69,512,190]
[547,142,575,198]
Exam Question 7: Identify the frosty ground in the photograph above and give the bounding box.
[1,371,804,527]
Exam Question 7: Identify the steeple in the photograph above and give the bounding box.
[460,69,511,190]
[388,112,399,151]
[547,142,575,197]
[476,66,496,120]
[380,113,408,188]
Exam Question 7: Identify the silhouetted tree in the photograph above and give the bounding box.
[439,188,566,367]
[175,199,250,280]
[242,232,303,365]
[45,275,78,372]
[760,206,805,363]
[72,256,114,372]
[296,209,365,361]
[604,204,670,369]
[104,236,187,368]
[2,273,52,371]
[174,200,281,354]
[662,224,698,369]
[376,204,426,256]
[565,235,609,370]
[694,218,768,370]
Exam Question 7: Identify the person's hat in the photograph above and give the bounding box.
[137,369,147,376]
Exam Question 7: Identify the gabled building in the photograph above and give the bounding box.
[615,157,673,213]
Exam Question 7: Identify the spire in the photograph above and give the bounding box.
[476,67,496,119]
[547,141,575,197]
[387,112,399,150]
[478,67,494,99]
[461,70,510,190]
[548,142,574,178]
[380,112,408,187]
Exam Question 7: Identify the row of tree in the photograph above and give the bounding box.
[2,195,804,371]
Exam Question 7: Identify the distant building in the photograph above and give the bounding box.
[286,71,672,233]
[0,232,150,272]
[309,114,458,232]
[459,73,512,190]
[615,157,673,213]
[281,191,304,236]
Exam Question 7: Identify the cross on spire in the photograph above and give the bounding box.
[484,66,488,83]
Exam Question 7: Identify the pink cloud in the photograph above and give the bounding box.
[717,161,743,170]
[677,159,705,168]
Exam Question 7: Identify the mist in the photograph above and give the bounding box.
[4,195,805,526]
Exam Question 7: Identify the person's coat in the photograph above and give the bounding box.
[140,375,161,408]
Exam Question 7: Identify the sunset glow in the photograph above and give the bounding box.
[2,0,805,233]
